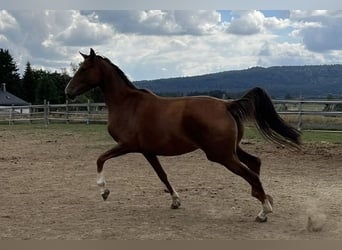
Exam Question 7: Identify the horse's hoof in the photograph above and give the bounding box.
[171,203,180,209]
[171,200,181,209]
[101,189,110,201]
[255,216,268,223]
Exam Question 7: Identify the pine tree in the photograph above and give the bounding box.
[22,62,35,103]
[33,70,59,104]
[0,48,21,96]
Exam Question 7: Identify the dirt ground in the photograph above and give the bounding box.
[0,125,342,239]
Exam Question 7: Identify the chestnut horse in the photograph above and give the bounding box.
[65,48,301,222]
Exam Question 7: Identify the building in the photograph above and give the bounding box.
[0,83,30,113]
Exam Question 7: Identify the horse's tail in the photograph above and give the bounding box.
[228,87,301,148]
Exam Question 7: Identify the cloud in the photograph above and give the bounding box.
[102,31,280,80]
[0,10,117,74]
[6,11,74,58]
[300,24,342,52]
[1,9,342,81]
[227,10,265,35]
[82,10,221,35]
[52,12,114,46]
[289,10,342,52]
[226,10,292,36]
[258,41,325,66]
[0,10,17,31]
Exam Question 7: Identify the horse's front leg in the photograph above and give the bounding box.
[143,154,181,209]
[96,144,131,200]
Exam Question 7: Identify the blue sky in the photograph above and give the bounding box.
[1,9,342,80]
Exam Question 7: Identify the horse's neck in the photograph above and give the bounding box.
[102,72,139,114]
[102,74,145,142]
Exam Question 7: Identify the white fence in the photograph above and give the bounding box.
[1,99,342,130]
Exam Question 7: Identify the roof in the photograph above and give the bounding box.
[0,89,29,106]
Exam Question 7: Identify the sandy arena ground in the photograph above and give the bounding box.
[0,125,342,239]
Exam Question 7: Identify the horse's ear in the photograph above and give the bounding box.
[89,48,96,59]
[79,51,88,59]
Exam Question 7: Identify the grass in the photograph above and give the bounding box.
[281,114,342,131]
[1,123,342,145]
[0,123,112,144]
[244,126,342,144]
[0,123,105,133]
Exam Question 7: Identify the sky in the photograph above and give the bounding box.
[1,7,342,80]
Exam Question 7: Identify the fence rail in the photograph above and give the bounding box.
[1,99,342,130]
[0,100,107,126]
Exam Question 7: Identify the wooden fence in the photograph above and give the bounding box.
[0,100,107,126]
[1,99,342,130]
[273,99,342,131]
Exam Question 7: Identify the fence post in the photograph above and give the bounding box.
[297,98,303,131]
[29,104,32,124]
[87,99,90,125]
[65,100,69,124]
[47,101,50,126]
[9,104,14,125]
[44,99,48,127]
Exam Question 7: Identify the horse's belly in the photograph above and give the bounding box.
[141,135,197,156]
[156,143,197,156]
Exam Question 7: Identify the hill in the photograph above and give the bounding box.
[134,65,342,99]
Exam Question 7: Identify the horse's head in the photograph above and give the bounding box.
[65,48,102,99]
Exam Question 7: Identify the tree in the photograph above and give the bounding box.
[22,62,35,103]
[31,69,72,104]
[49,71,71,104]
[33,70,59,104]
[0,48,21,96]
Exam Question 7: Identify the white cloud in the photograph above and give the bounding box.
[101,32,279,80]
[227,10,265,35]
[1,9,342,80]
[0,10,17,30]
[52,12,114,46]
[0,10,116,74]
[7,11,73,58]
[289,10,342,52]
[263,16,291,30]
[226,10,292,36]
[82,10,221,35]
[289,10,329,19]
[258,42,325,66]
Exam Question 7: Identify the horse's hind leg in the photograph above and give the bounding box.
[96,144,131,200]
[143,154,181,209]
[206,151,272,222]
[237,146,261,176]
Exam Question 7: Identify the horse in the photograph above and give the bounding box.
[65,48,301,222]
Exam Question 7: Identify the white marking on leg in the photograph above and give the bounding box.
[171,190,181,209]
[97,172,106,194]
[257,198,273,221]
[263,199,273,214]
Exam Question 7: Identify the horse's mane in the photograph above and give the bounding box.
[99,56,151,93]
